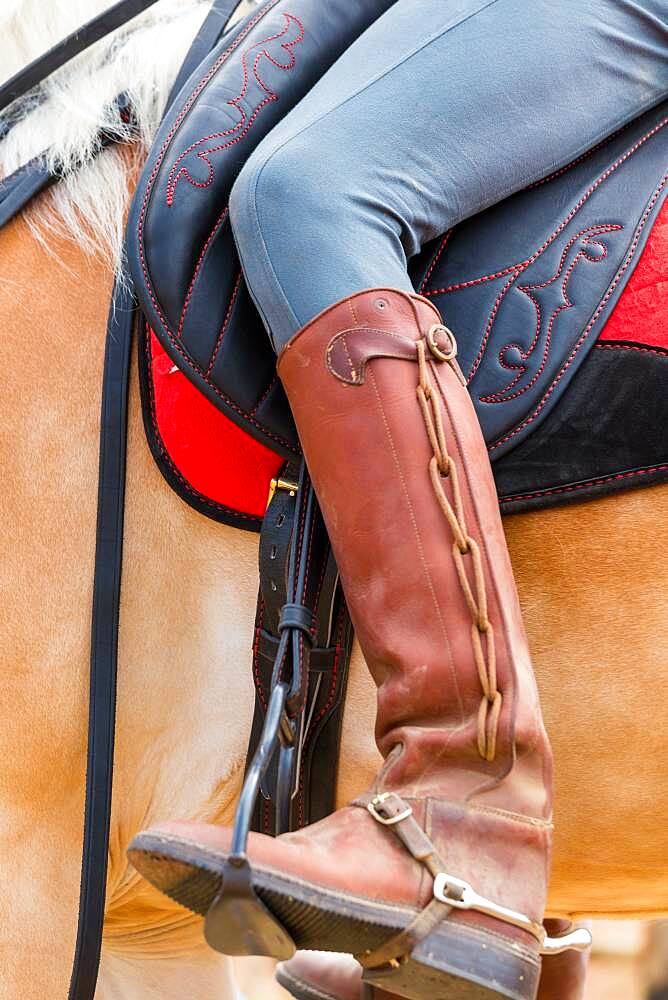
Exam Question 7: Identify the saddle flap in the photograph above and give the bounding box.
[128,0,666,463]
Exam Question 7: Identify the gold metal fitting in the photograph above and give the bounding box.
[427,323,458,362]
[267,476,299,509]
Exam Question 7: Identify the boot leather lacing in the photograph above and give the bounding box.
[416,326,501,763]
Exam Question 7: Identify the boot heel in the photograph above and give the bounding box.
[362,919,541,1000]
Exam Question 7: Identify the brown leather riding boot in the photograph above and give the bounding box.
[275,921,592,1000]
[130,289,569,1000]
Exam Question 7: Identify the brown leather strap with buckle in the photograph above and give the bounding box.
[353,792,453,970]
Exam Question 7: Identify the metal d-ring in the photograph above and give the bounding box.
[427,323,458,362]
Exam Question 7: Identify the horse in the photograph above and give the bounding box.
[1,1,666,997]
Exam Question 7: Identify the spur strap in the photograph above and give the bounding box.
[354,792,454,971]
[355,791,591,968]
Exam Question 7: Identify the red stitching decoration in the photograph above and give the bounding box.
[143,323,262,522]
[250,374,279,416]
[206,268,243,376]
[489,171,667,452]
[136,0,296,453]
[252,597,268,713]
[418,228,452,293]
[165,13,305,205]
[595,341,668,357]
[499,464,668,505]
[480,225,622,404]
[177,205,229,338]
[422,118,667,390]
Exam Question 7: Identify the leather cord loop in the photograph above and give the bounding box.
[416,337,502,762]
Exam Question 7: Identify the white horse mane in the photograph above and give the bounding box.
[0,0,250,267]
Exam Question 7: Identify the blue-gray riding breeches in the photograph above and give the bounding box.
[228,0,668,352]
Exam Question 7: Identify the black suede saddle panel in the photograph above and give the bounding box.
[127,0,667,507]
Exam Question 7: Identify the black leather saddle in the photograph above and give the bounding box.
[127,0,668,511]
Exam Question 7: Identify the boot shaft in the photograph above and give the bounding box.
[278,288,552,821]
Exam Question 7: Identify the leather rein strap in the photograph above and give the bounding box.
[68,277,133,1000]
[0,94,134,228]
[0,1,241,997]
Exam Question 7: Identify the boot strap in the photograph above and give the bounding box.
[354,791,553,970]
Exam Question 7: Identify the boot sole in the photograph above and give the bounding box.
[274,963,379,1000]
[129,832,540,1000]
[275,965,340,1000]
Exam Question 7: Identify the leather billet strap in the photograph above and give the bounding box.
[246,462,354,835]
[259,462,301,632]
[353,791,454,971]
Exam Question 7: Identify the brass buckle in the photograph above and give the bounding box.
[267,476,299,509]
[367,792,413,826]
[427,323,458,362]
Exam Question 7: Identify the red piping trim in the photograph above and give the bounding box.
[500,464,668,505]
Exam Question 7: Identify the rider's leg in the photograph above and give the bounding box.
[228,0,667,353]
[132,282,555,997]
[130,2,666,998]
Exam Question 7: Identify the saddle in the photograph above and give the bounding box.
[127,0,668,527]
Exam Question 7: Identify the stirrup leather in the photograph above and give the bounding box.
[357,792,592,969]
